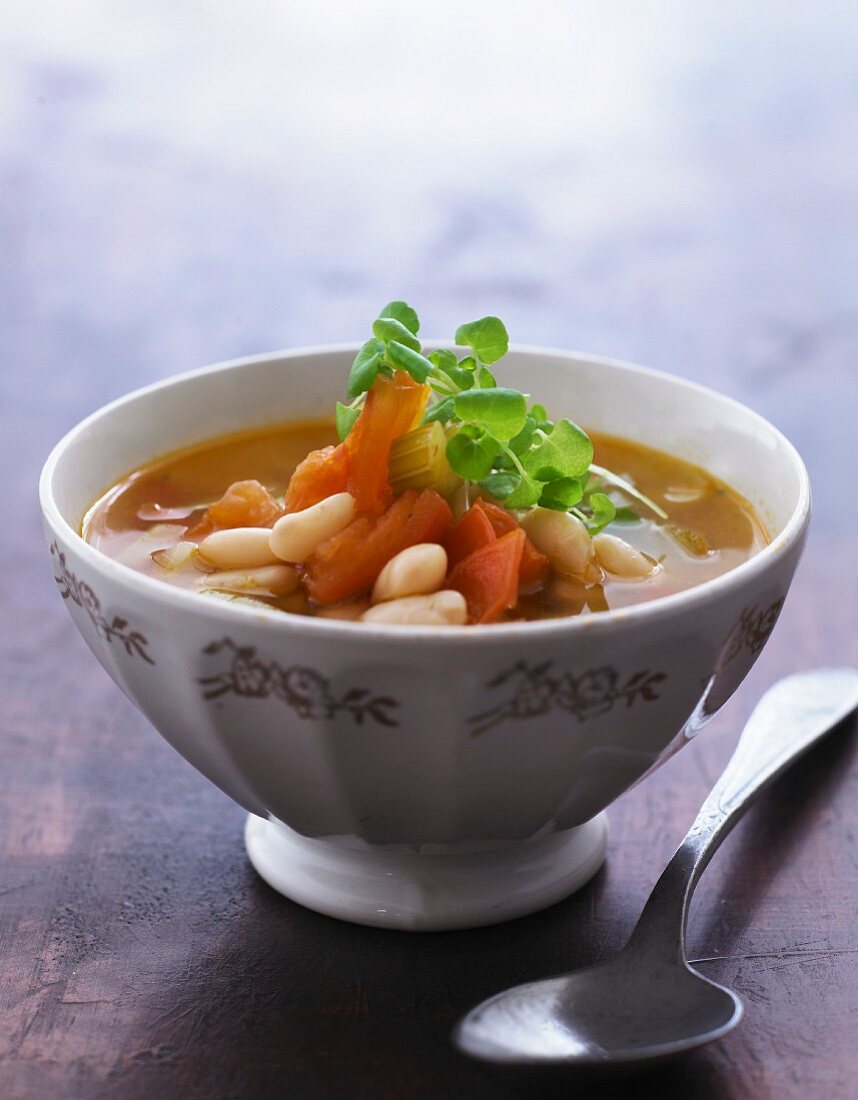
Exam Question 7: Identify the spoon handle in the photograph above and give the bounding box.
[628,668,858,958]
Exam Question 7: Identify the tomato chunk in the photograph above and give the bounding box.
[305,488,452,604]
[443,503,497,570]
[446,499,550,591]
[284,372,429,517]
[344,372,429,516]
[448,528,525,623]
[185,480,282,540]
[285,444,350,513]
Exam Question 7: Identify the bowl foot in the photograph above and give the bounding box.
[244,813,608,930]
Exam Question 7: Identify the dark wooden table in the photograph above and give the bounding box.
[2,7,857,1097]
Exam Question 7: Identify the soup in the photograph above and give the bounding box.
[83,302,767,625]
[85,421,766,623]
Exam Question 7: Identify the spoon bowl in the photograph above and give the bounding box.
[455,955,742,1065]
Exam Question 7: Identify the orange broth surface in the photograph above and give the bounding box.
[83,418,768,621]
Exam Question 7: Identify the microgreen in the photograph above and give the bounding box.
[372,316,421,352]
[385,340,433,382]
[335,400,361,441]
[613,506,642,524]
[504,472,543,509]
[422,394,456,425]
[539,476,585,511]
[582,492,617,534]
[454,316,509,365]
[446,425,500,481]
[345,301,666,533]
[523,419,593,481]
[454,387,527,441]
[379,300,420,335]
[347,338,385,398]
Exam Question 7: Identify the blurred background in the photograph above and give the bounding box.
[4,2,857,537]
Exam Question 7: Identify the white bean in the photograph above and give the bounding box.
[269,492,356,563]
[203,564,299,597]
[199,527,280,569]
[593,533,655,579]
[521,508,595,577]
[548,574,589,615]
[361,590,467,626]
[371,543,448,604]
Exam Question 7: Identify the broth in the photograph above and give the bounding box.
[83,418,768,621]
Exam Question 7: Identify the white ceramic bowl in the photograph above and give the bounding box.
[40,346,809,929]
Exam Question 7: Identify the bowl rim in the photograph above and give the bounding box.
[40,342,811,648]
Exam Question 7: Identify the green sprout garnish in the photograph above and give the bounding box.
[344,301,665,533]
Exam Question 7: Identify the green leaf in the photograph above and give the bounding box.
[539,477,585,510]
[348,338,385,397]
[530,403,548,420]
[504,471,542,508]
[492,450,517,471]
[612,506,641,524]
[459,356,477,372]
[454,387,527,441]
[508,414,537,455]
[386,341,433,383]
[335,401,361,441]
[379,300,419,335]
[429,348,458,371]
[479,473,520,500]
[372,316,421,352]
[523,418,593,480]
[429,349,474,390]
[454,316,510,365]
[445,427,500,481]
[586,492,617,534]
[478,365,496,388]
[423,395,456,425]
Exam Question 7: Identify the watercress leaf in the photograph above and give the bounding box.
[445,428,500,481]
[493,450,517,470]
[454,316,509,365]
[429,348,458,371]
[385,340,433,383]
[523,418,593,480]
[423,395,456,425]
[459,356,477,372]
[448,366,479,388]
[372,316,421,352]
[335,401,361,441]
[538,496,568,512]
[478,365,497,388]
[530,403,548,421]
[429,349,473,389]
[508,414,537,455]
[348,338,385,397]
[379,300,419,335]
[454,387,527,441]
[539,476,585,510]
[504,471,543,508]
[586,492,617,534]
[479,473,520,500]
[612,506,642,524]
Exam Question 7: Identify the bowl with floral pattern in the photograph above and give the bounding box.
[40,345,809,929]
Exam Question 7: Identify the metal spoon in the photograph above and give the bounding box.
[455,668,858,1067]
